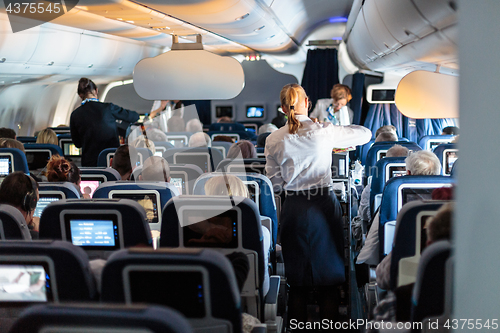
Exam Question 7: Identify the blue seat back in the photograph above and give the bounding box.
[163,147,224,173]
[419,135,455,151]
[39,199,152,248]
[23,144,63,171]
[256,147,265,158]
[97,147,153,168]
[389,201,449,290]
[359,138,375,165]
[0,148,29,174]
[153,141,175,155]
[209,122,246,132]
[0,240,97,301]
[366,142,421,178]
[193,172,278,248]
[101,248,242,333]
[208,131,257,142]
[9,304,193,333]
[79,167,122,182]
[0,204,32,240]
[16,136,37,143]
[23,143,63,157]
[369,156,407,217]
[411,240,452,323]
[433,143,458,175]
[38,182,80,199]
[216,158,266,175]
[165,132,193,148]
[212,141,233,159]
[378,175,454,259]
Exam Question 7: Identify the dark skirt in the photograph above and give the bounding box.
[280,189,345,286]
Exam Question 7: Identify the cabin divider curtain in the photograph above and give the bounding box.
[350,73,365,125]
[363,104,404,139]
[301,49,339,113]
[414,118,459,139]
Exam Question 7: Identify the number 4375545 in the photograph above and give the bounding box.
[6,2,62,14]
[444,319,498,330]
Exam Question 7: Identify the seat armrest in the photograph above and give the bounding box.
[251,324,267,333]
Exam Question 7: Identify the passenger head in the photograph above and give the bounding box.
[0,138,25,152]
[46,155,81,185]
[272,112,287,129]
[0,127,16,139]
[217,116,233,123]
[375,125,397,138]
[0,172,39,224]
[375,131,398,143]
[145,128,168,142]
[77,78,98,100]
[167,116,185,132]
[186,118,203,133]
[258,123,278,135]
[189,132,211,147]
[432,186,454,200]
[36,128,58,145]
[330,84,352,111]
[405,150,441,175]
[131,136,156,155]
[442,126,459,135]
[227,140,257,159]
[111,145,132,180]
[204,175,249,198]
[426,202,453,245]
[386,144,410,157]
[141,156,170,182]
[280,83,309,135]
[213,135,234,143]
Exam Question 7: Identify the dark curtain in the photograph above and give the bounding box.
[350,73,365,125]
[301,49,339,112]
[183,100,211,125]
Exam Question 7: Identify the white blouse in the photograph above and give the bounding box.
[309,98,354,125]
[265,115,371,191]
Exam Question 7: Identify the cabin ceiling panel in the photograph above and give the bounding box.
[412,0,457,30]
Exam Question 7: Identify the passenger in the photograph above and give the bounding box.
[266,83,371,323]
[217,116,233,123]
[188,132,211,148]
[212,135,234,143]
[256,132,271,148]
[167,115,185,132]
[358,144,410,222]
[375,125,397,138]
[131,136,156,156]
[185,118,203,133]
[442,126,459,135]
[258,123,278,135]
[111,145,133,181]
[144,127,168,142]
[204,175,271,296]
[46,155,89,199]
[375,131,398,142]
[271,111,287,129]
[36,128,58,146]
[0,172,40,239]
[357,150,442,266]
[0,138,25,152]
[227,140,257,159]
[141,156,170,182]
[70,78,163,167]
[309,83,354,125]
[0,127,16,139]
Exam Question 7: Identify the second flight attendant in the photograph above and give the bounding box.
[309,83,353,125]
[265,83,371,323]
[70,78,164,167]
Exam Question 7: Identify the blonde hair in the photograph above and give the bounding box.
[0,138,25,152]
[280,83,307,135]
[204,175,249,198]
[330,84,352,102]
[36,128,58,145]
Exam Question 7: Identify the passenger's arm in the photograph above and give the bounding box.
[109,103,140,123]
[69,115,82,148]
[375,252,391,290]
[358,185,371,221]
[330,124,372,148]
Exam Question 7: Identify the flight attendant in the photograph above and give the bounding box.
[70,78,163,167]
[310,83,354,125]
[265,83,371,324]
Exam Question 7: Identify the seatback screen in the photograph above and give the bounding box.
[79,180,101,198]
[445,151,458,175]
[63,142,82,157]
[0,264,52,302]
[175,154,210,173]
[128,270,205,318]
[64,214,120,250]
[215,106,233,118]
[0,157,12,177]
[25,151,51,170]
[389,166,406,180]
[33,195,62,218]
[183,210,238,248]
[401,188,434,207]
[112,193,159,224]
[170,176,185,195]
[246,106,264,118]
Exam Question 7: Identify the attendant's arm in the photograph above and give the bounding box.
[69,114,82,148]
[109,103,140,123]
[264,147,284,191]
[330,124,372,148]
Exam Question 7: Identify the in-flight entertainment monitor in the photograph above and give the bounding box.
[400,188,435,209]
[246,105,264,118]
[0,155,12,185]
[64,214,121,251]
[182,209,239,249]
[25,150,51,170]
[377,150,388,161]
[0,262,54,302]
[174,153,211,173]
[62,142,82,157]
[111,192,160,224]
[170,173,186,195]
[33,194,63,219]
[445,150,458,175]
[388,166,407,180]
[215,105,233,118]
[79,177,104,198]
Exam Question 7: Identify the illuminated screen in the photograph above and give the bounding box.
[33,195,62,219]
[175,154,210,173]
[445,151,458,175]
[128,271,205,318]
[69,220,117,247]
[215,106,233,118]
[401,188,434,207]
[112,193,159,224]
[0,157,12,176]
[0,264,52,302]
[154,151,163,157]
[246,106,264,118]
[168,138,187,148]
[25,151,50,170]
[63,142,81,157]
[170,176,185,195]
[389,166,407,180]
[79,180,100,198]
[183,210,238,248]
